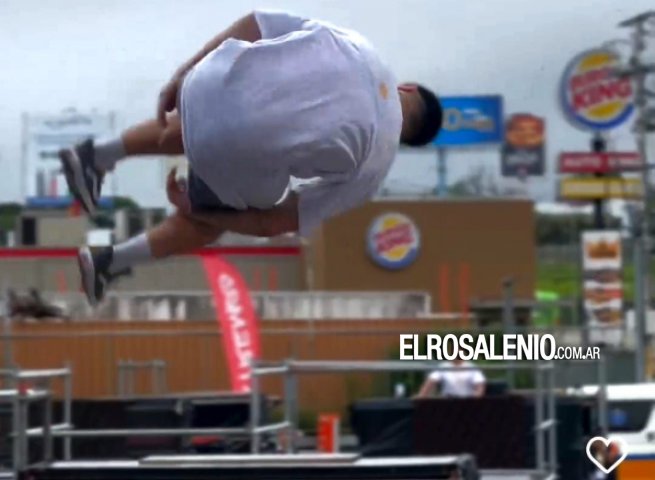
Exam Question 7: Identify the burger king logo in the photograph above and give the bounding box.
[367,213,420,270]
[560,48,634,131]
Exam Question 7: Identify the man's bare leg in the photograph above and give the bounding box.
[80,211,224,305]
[96,113,184,172]
[108,212,223,275]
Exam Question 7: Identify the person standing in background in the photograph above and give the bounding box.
[416,355,486,398]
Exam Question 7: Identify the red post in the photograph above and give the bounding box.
[459,263,471,323]
[253,267,262,291]
[439,264,451,312]
[268,265,278,291]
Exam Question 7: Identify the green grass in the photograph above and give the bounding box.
[537,259,655,301]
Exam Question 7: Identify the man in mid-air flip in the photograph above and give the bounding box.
[59,10,443,305]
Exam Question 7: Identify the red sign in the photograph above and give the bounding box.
[559,152,641,174]
[202,255,261,393]
[317,414,340,453]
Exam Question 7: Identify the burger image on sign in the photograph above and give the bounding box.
[506,114,545,148]
[367,213,420,270]
[560,48,634,131]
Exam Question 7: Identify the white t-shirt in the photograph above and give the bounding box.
[428,361,486,398]
[179,10,402,237]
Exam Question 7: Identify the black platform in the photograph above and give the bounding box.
[23,454,480,480]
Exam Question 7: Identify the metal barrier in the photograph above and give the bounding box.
[3,359,611,480]
[55,290,434,321]
[249,360,559,480]
[1,367,289,473]
[0,367,73,476]
[116,359,168,396]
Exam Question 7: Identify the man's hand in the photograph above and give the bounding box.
[166,167,191,214]
[157,70,187,127]
[158,112,183,151]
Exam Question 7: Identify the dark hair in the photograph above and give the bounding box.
[402,84,443,147]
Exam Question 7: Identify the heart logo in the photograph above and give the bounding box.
[585,436,629,474]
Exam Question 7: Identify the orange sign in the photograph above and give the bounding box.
[317,414,340,453]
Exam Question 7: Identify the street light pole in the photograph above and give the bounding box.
[617,11,655,381]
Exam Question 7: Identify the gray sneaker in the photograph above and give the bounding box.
[77,246,130,306]
[59,139,104,215]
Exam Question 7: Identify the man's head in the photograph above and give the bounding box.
[398,83,443,147]
[452,354,465,366]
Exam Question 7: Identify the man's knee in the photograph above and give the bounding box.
[174,211,223,242]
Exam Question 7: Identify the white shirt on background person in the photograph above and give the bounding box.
[427,361,486,398]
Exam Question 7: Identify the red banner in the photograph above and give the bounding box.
[559,152,641,174]
[202,255,261,393]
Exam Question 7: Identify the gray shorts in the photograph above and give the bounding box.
[187,168,237,213]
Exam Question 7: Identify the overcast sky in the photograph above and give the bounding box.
[1,0,654,206]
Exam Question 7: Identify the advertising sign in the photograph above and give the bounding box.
[501,114,546,177]
[367,213,420,270]
[434,95,504,146]
[559,177,643,200]
[560,48,634,131]
[202,255,261,393]
[558,152,642,174]
[581,231,623,332]
[23,109,114,199]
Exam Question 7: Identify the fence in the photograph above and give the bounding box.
[0,367,73,472]
[21,291,433,321]
[3,319,465,403]
[116,359,167,396]
[252,360,562,480]
[2,319,630,411]
[2,361,583,480]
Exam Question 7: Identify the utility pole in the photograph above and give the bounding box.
[592,134,607,229]
[616,11,655,381]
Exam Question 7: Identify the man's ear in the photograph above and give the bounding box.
[398,83,419,93]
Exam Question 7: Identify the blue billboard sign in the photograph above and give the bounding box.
[434,95,504,147]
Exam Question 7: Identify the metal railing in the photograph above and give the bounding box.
[53,290,433,321]
[1,368,288,473]
[249,360,560,479]
[3,358,613,480]
[116,359,168,396]
[0,367,73,475]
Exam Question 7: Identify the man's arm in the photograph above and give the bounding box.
[416,378,438,398]
[472,383,486,397]
[415,371,442,398]
[181,9,312,72]
[178,13,262,75]
[187,192,299,238]
[471,370,486,397]
[158,12,262,124]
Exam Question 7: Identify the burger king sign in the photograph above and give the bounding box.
[560,48,634,131]
[367,213,420,270]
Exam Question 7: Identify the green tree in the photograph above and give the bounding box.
[535,213,623,245]
[0,203,22,233]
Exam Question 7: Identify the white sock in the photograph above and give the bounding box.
[94,137,126,172]
[109,233,152,274]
